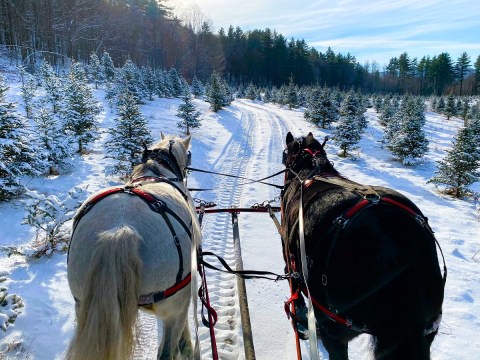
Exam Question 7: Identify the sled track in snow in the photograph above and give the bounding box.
[197,109,258,359]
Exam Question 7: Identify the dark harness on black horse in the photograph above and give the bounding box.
[281,143,447,335]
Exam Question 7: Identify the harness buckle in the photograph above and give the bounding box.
[173,236,180,245]
[151,200,166,212]
[363,193,380,203]
[415,214,427,227]
[334,216,349,228]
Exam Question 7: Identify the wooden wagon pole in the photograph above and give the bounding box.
[231,212,256,360]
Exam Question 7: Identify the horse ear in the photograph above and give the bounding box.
[306,132,314,140]
[183,135,191,149]
[322,136,329,148]
[160,132,165,140]
[286,132,294,145]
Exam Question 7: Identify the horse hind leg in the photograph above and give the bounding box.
[373,329,433,360]
[318,328,349,360]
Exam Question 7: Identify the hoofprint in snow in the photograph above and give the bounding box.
[1,87,480,358]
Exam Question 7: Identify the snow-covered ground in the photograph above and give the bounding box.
[1,69,480,359]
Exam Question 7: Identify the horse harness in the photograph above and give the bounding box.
[282,171,447,335]
[70,175,193,307]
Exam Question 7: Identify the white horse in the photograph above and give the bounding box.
[66,134,201,360]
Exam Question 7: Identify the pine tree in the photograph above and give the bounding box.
[32,109,74,175]
[177,93,201,135]
[101,51,116,82]
[285,75,298,109]
[304,87,339,128]
[263,88,273,103]
[105,91,153,177]
[0,74,42,200]
[62,64,101,153]
[20,70,36,119]
[332,114,361,157]
[162,70,174,98]
[387,97,429,165]
[38,61,62,113]
[143,67,157,101]
[461,99,470,125]
[118,59,144,104]
[444,94,456,120]
[436,97,445,113]
[191,76,204,98]
[89,53,103,89]
[428,126,480,197]
[168,67,183,98]
[205,71,226,112]
[245,82,257,100]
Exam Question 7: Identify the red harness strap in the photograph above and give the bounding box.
[289,193,431,335]
[71,183,192,307]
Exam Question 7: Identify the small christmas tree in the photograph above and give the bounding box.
[177,93,201,135]
[304,87,339,129]
[89,53,103,89]
[191,76,204,98]
[32,109,75,175]
[105,91,153,177]
[205,71,226,112]
[428,126,480,197]
[444,94,456,120]
[62,63,101,153]
[101,51,116,82]
[0,74,43,199]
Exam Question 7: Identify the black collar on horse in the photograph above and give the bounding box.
[281,132,446,360]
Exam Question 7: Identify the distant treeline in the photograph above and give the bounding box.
[1,0,479,95]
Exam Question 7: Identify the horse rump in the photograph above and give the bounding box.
[66,226,142,360]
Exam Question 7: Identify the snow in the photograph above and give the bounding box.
[1,65,480,359]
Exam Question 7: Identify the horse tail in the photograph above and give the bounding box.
[66,226,142,360]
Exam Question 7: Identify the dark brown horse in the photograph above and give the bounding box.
[281,132,445,360]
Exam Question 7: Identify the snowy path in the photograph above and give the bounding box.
[1,96,479,360]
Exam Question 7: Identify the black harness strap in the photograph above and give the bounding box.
[70,177,193,306]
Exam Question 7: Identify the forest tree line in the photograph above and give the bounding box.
[1,0,480,95]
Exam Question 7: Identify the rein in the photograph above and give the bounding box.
[187,166,286,190]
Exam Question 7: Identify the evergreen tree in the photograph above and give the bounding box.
[245,82,257,100]
[444,94,456,120]
[143,67,157,101]
[332,114,361,157]
[304,87,339,128]
[455,52,471,96]
[38,61,62,113]
[105,91,153,177]
[32,109,74,175]
[379,98,396,127]
[263,88,273,103]
[285,75,298,109]
[191,76,204,98]
[89,53,103,89]
[387,97,429,165]
[474,55,480,95]
[118,59,144,104]
[428,126,480,197]
[62,64,101,153]
[436,97,445,113]
[101,51,116,82]
[373,95,383,112]
[205,71,226,112]
[177,93,201,135]
[236,84,246,99]
[168,67,183,98]
[162,70,174,98]
[20,71,36,119]
[0,75,42,199]
[461,99,470,125]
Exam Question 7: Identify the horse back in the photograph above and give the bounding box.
[284,180,444,336]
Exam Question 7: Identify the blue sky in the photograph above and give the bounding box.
[167,0,480,68]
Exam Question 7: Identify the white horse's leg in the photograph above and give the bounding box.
[178,319,193,359]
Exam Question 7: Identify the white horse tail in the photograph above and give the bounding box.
[66,226,142,360]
